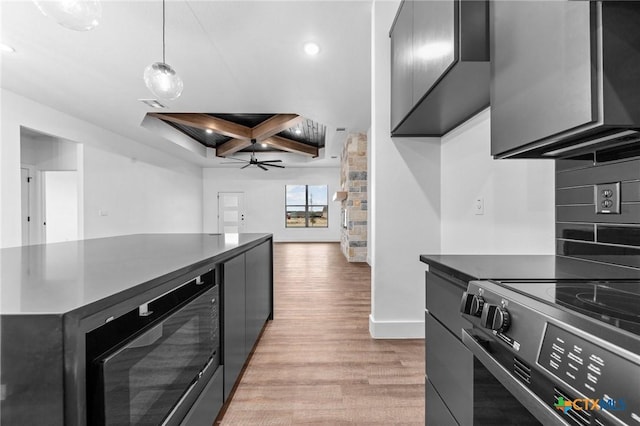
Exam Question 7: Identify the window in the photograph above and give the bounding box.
[285,185,328,228]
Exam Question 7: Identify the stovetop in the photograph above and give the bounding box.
[495,280,640,337]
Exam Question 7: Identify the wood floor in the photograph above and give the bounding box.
[218,242,425,425]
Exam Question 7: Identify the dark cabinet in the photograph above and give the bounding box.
[222,253,246,400]
[390,0,489,137]
[221,240,273,401]
[390,0,414,130]
[425,271,473,425]
[491,1,640,158]
[245,241,273,351]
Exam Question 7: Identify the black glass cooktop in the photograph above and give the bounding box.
[496,280,640,337]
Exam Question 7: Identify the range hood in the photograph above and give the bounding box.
[492,1,640,159]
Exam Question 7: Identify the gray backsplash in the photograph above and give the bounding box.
[556,149,640,270]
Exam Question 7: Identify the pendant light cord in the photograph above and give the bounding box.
[162,0,166,64]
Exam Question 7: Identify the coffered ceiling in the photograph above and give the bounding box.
[0,1,372,167]
[149,113,325,157]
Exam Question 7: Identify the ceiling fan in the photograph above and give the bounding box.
[222,139,285,171]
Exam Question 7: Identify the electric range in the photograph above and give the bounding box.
[460,279,640,426]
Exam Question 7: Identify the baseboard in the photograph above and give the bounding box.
[368,315,425,339]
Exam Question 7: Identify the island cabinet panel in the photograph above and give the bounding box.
[221,239,274,402]
[0,315,65,426]
[222,253,247,400]
[245,240,273,352]
[491,1,595,157]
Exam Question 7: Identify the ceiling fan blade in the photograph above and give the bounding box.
[258,164,269,171]
[259,159,283,163]
[263,163,285,168]
[241,163,252,169]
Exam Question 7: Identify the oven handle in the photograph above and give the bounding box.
[461,328,570,426]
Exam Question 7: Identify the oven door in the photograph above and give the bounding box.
[93,285,219,426]
[461,329,570,426]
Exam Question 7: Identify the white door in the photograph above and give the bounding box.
[43,171,79,243]
[218,192,245,233]
[21,168,31,245]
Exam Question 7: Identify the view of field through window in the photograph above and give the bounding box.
[285,185,328,228]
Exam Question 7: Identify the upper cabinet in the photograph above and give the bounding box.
[491,1,640,158]
[390,0,490,137]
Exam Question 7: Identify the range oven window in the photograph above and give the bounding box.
[86,274,219,426]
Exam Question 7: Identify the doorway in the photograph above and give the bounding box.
[218,192,245,233]
[20,127,81,245]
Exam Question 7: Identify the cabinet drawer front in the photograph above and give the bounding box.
[426,271,468,336]
[426,313,472,426]
[426,377,459,426]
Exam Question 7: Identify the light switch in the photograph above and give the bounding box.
[475,197,484,215]
[595,182,621,214]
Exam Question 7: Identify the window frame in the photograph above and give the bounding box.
[285,185,329,228]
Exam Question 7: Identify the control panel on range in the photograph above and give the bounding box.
[538,323,640,426]
[460,281,640,426]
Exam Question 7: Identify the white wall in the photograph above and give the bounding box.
[1,89,203,247]
[369,1,555,339]
[203,167,341,242]
[370,0,441,339]
[21,132,78,170]
[440,109,556,254]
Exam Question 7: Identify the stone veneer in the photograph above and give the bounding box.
[339,133,368,262]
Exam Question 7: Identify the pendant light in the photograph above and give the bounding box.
[143,0,183,100]
[33,0,101,31]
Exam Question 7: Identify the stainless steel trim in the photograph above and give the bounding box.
[161,356,216,426]
[461,328,570,426]
[543,130,638,157]
[161,380,198,426]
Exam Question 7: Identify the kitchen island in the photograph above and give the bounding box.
[0,233,273,426]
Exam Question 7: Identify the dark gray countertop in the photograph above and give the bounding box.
[420,254,640,283]
[0,233,271,315]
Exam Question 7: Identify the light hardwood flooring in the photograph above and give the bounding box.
[218,242,425,425]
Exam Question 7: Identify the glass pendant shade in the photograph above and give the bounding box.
[33,0,101,31]
[143,62,184,100]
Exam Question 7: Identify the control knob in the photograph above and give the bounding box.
[480,304,510,332]
[460,293,485,317]
[470,295,485,316]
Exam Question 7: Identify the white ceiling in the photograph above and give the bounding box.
[1,0,372,167]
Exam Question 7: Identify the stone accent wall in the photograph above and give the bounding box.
[339,133,368,262]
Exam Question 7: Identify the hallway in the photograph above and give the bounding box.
[219,242,425,425]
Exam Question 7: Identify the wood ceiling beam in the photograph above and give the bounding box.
[149,113,252,140]
[216,138,252,158]
[251,114,304,140]
[263,135,318,157]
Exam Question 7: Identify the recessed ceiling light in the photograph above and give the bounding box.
[304,42,320,56]
[261,143,267,148]
[206,129,213,134]
[1,43,15,53]
[294,128,302,135]
[139,99,166,108]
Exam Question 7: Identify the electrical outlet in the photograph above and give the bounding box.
[475,197,484,215]
[595,182,621,214]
